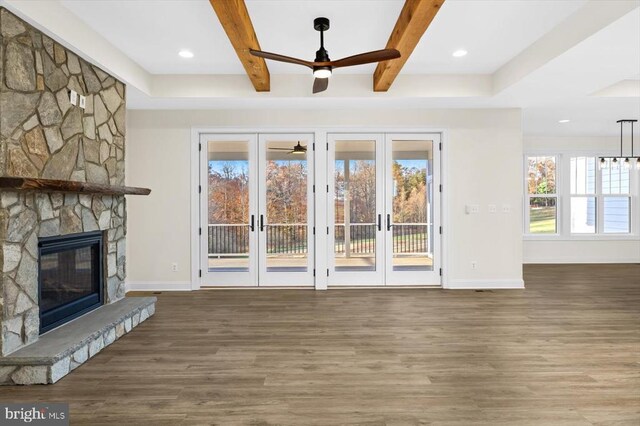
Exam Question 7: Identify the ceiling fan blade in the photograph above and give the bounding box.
[313,77,329,94]
[249,49,313,68]
[269,147,295,150]
[329,49,401,68]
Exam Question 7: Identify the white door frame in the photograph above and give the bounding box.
[199,133,258,287]
[258,133,315,287]
[327,133,385,286]
[191,127,449,291]
[384,133,442,285]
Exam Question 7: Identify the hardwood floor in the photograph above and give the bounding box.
[1,264,639,425]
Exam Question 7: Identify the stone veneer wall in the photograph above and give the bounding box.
[0,8,127,356]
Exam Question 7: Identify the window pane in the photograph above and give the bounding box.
[529,197,557,233]
[570,197,596,233]
[602,164,630,194]
[603,197,630,233]
[570,157,595,194]
[527,156,556,194]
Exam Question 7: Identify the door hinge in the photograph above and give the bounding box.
[198,185,202,194]
[199,227,202,235]
[313,184,315,193]
[313,143,315,151]
[199,143,202,151]
[199,269,202,277]
[439,142,442,151]
[313,269,316,277]
[326,142,329,150]
[326,185,329,193]
[327,227,329,235]
[313,227,316,235]
[439,268,442,276]
[439,184,442,193]
[439,226,443,234]
[326,269,329,277]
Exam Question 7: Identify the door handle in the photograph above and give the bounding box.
[386,214,393,231]
[260,214,264,232]
[377,214,381,231]
[250,215,255,232]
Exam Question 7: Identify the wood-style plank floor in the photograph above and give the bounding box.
[1,264,639,425]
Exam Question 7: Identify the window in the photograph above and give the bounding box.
[601,163,631,233]
[570,157,596,233]
[525,154,637,237]
[526,156,557,234]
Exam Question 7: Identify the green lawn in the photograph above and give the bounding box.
[529,207,556,233]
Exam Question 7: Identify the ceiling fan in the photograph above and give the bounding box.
[250,17,401,94]
[269,141,307,155]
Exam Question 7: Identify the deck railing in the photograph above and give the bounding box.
[208,223,308,256]
[334,223,430,255]
[208,224,249,256]
[209,223,430,257]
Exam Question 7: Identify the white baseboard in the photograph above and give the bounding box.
[126,281,192,292]
[524,258,640,264]
[446,279,525,290]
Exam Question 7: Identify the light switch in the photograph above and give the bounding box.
[79,95,86,109]
[69,90,78,106]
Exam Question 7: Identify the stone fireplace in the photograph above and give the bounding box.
[0,8,154,384]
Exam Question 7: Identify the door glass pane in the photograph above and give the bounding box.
[334,140,376,271]
[529,197,557,233]
[570,197,596,233]
[207,140,250,271]
[391,140,433,271]
[266,141,308,271]
[603,197,630,233]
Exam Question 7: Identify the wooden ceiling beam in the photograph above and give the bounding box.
[373,0,445,92]
[209,0,270,91]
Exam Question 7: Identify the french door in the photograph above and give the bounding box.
[200,133,314,287]
[327,133,441,286]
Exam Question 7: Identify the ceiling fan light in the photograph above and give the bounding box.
[313,67,332,79]
[636,158,640,170]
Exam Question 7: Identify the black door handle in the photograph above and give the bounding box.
[260,214,264,231]
[250,215,255,232]
[386,214,392,231]
[377,214,381,231]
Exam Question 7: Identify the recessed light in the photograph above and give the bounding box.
[452,49,467,58]
[558,119,570,123]
[178,50,194,59]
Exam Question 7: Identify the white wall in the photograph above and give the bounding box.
[524,136,640,264]
[126,108,524,290]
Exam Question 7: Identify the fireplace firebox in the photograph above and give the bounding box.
[38,231,104,334]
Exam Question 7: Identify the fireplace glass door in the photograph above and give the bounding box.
[39,231,104,333]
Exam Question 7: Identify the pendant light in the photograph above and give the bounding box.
[599,120,638,171]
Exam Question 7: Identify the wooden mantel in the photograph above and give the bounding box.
[0,177,151,196]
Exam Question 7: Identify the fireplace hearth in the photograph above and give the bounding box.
[39,232,104,334]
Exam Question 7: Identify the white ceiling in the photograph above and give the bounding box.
[4,0,639,136]
[60,0,586,75]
